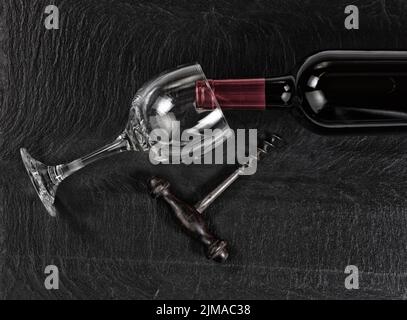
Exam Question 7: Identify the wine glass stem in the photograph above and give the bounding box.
[52,133,131,183]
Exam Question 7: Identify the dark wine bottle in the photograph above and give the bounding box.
[196,50,407,133]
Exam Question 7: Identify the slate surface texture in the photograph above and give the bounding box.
[1,0,407,299]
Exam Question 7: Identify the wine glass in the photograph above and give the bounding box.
[20,63,231,217]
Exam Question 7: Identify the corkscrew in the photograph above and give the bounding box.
[149,134,285,262]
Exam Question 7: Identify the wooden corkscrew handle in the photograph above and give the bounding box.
[149,177,229,263]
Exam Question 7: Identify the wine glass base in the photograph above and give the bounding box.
[20,148,58,217]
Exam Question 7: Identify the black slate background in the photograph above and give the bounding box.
[1,0,407,299]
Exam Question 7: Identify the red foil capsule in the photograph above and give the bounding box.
[196,79,266,110]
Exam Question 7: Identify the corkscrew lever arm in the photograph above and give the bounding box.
[149,177,229,262]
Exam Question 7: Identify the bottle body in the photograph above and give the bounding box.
[196,50,407,133]
[296,50,407,133]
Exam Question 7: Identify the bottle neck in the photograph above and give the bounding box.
[196,76,295,110]
[265,76,295,108]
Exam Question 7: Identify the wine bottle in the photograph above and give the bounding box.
[196,50,407,133]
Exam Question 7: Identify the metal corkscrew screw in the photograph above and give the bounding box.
[195,134,285,214]
[149,134,285,262]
